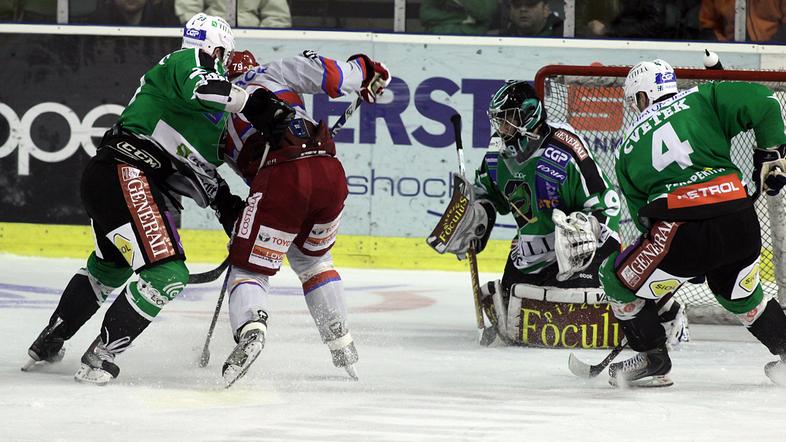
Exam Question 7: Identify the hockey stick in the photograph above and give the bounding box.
[198,266,231,367]
[450,114,486,336]
[330,94,363,137]
[568,338,628,378]
[188,258,229,284]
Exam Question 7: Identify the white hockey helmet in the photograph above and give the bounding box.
[182,13,235,67]
[623,59,678,112]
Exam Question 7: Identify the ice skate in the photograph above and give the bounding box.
[74,337,121,385]
[609,345,673,388]
[22,317,67,372]
[223,321,266,388]
[330,340,359,381]
[764,355,786,386]
[323,321,359,381]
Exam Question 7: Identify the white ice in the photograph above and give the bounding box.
[1,254,786,441]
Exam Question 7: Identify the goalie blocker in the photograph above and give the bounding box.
[426,173,495,259]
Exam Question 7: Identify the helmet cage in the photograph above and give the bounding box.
[488,98,542,143]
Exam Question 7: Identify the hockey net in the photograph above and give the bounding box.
[535,65,786,323]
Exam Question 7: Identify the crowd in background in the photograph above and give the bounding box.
[1,1,785,43]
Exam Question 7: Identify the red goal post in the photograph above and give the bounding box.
[534,64,786,319]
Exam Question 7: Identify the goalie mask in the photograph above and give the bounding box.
[488,80,546,161]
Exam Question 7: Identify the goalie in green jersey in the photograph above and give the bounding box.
[428,81,687,349]
[599,59,786,388]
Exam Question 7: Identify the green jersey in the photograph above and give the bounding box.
[475,122,621,274]
[114,48,236,208]
[121,48,229,166]
[617,82,786,232]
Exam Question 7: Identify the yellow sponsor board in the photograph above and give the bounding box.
[0,222,511,272]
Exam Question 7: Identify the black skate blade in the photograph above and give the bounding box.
[609,375,673,388]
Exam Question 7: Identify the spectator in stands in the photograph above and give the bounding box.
[420,0,498,35]
[175,0,224,24]
[15,0,57,23]
[1,0,17,21]
[87,0,179,26]
[577,1,665,39]
[238,0,291,28]
[501,0,562,37]
[700,0,786,42]
[665,0,702,40]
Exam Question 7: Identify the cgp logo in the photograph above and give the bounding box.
[0,102,123,175]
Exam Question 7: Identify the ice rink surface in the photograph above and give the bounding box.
[2,255,786,441]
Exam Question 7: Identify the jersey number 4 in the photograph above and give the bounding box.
[652,122,694,172]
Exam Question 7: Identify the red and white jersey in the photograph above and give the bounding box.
[223,51,369,182]
[234,50,367,121]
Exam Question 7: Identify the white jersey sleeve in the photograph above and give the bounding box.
[235,51,367,102]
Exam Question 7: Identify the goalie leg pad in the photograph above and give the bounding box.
[505,284,622,348]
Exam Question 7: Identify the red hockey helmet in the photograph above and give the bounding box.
[227,50,259,80]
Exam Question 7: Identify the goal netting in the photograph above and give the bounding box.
[535,65,786,323]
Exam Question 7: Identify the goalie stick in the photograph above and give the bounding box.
[449,114,487,339]
[198,95,364,368]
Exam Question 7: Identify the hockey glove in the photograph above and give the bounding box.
[753,145,786,199]
[211,180,246,237]
[348,54,391,103]
[553,209,601,282]
[426,174,496,260]
[241,88,295,141]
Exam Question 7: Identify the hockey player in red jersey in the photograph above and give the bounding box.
[218,49,390,385]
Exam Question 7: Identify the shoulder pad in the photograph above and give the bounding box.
[550,129,589,162]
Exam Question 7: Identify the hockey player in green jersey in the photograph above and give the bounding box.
[22,13,294,384]
[599,59,786,387]
[429,81,687,348]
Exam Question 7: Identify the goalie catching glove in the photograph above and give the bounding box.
[552,209,601,282]
[753,145,786,199]
[426,174,496,259]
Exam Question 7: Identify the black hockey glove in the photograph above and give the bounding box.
[211,180,246,237]
[753,145,786,199]
[241,88,295,142]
